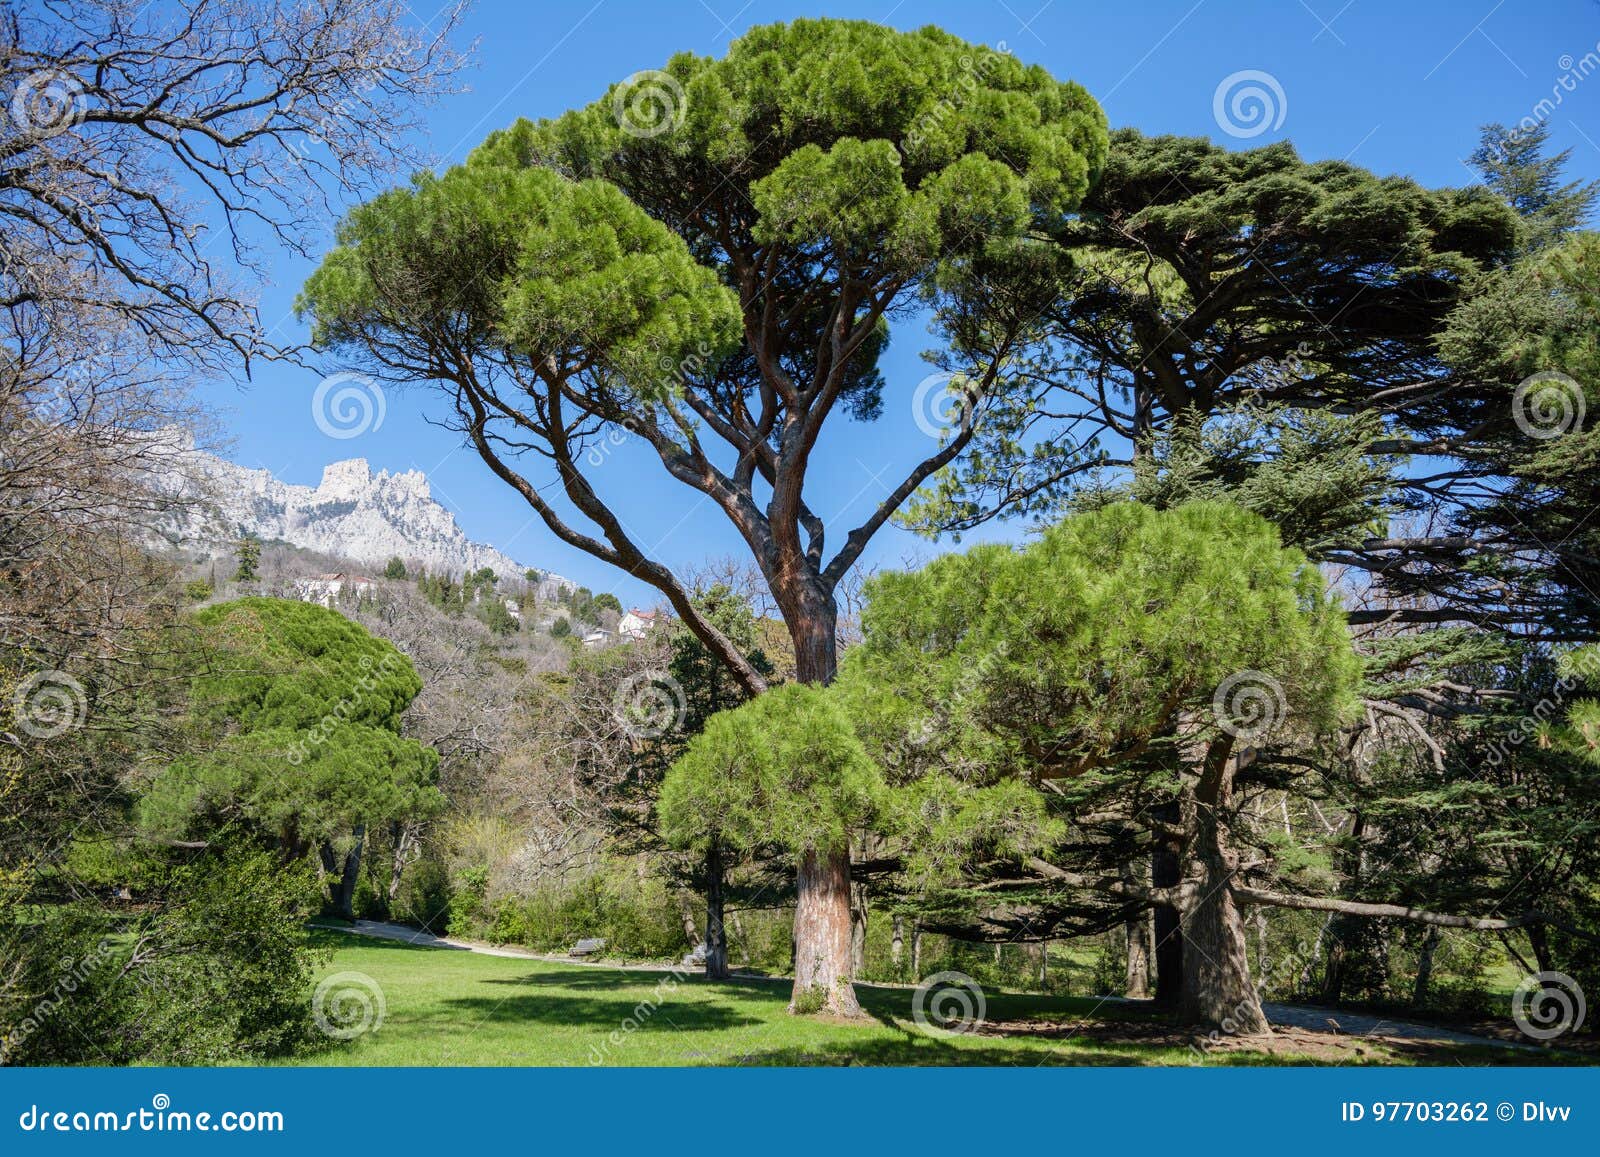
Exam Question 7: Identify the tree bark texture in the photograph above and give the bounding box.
[791,847,863,1016]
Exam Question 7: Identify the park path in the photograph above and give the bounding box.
[315,918,686,969]
[1258,1001,1526,1046]
[319,919,1535,1051]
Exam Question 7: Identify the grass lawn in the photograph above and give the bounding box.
[287,931,1582,1067]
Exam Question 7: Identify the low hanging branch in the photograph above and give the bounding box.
[1232,886,1600,942]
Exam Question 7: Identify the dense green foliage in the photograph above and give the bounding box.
[138,598,442,855]
[661,684,884,861]
[849,501,1356,784]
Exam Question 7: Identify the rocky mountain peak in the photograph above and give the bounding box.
[155,445,574,594]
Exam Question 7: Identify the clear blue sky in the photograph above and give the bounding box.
[198,0,1600,605]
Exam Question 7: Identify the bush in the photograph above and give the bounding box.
[446,865,490,938]
[0,906,125,1065]
[3,851,327,1065]
[449,866,686,959]
[122,851,327,1063]
[392,855,452,933]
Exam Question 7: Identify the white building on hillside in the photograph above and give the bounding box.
[293,573,377,608]
[618,608,659,641]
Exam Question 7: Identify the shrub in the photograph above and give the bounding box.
[3,851,327,1065]
[392,855,452,933]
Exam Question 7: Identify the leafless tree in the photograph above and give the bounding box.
[1,0,471,370]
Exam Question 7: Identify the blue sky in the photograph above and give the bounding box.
[199,0,1600,605]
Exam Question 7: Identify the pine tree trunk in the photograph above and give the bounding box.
[704,839,730,980]
[328,826,364,922]
[911,920,923,980]
[890,913,905,973]
[1178,745,1269,1035]
[1178,864,1268,1034]
[785,602,862,1016]
[791,847,862,1015]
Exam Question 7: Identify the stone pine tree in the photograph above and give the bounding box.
[298,18,1108,1014]
[139,598,443,918]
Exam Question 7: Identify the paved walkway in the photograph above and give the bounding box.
[314,919,691,969]
[1260,1001,1526,1048]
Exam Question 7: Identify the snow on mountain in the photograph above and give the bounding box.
[154,440,574,595]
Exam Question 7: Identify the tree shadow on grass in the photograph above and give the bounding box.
[308,928,466,953]
[703,1037,1186,1067]
[439,991,762,1032]
[484,968,793,998]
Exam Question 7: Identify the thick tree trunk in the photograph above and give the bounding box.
[1179,746,1269,1035]
[784,602,862,1016]
[704,840,730,980]
[791,847,862,1015]
[1179,865,1268,1034]
[890,913,905,973]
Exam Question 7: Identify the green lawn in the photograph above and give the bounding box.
[287,931,1576,1067]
